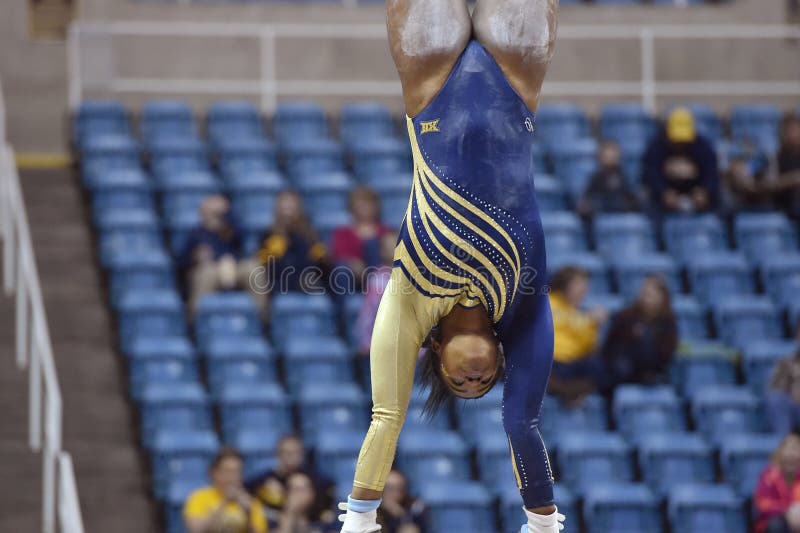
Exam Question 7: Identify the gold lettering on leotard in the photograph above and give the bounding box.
[419,119,440,134]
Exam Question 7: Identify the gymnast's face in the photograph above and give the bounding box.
[433,331,499,399]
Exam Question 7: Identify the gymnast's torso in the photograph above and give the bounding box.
[396,39,548,330]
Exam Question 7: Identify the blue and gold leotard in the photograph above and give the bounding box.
[353,40,555,508]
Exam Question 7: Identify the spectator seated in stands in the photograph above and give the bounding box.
[247,435,333,525]
[722,148,773,212]
[377,468,427,533]
[255,190,329,294]
[773,112,800,218]
[644,107,719,214]
[331,186,392,285]
[547,266,609,403]
[354,230,398,358]
[275,472,338,533]
[766,322,800,435]
[576,140,640,217]
[754,433,800,533]
[184,447,268,533]
[601,275,678,388]
[179,194,255,312]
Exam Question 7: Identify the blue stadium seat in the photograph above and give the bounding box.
[760,253,800,308]
[690,386,762,443]
[139,382,213,449]
[686,252,754,305]
[672,343,737,395]
[548,252,610,294]
[350,137,411,182]
[313,210,353,244]
[204,336,277,396]
[128,346,200,403]
[735,212,798,259]
[340,102,395,146]
[397,429,471,486]
[141,100,196,141]
[593,213,657,259]
[160,179,222,226]
[720,432,783,496]
[274,101,329,145]
[297,382,368,441]
[88,167,153,216]
[583,483,660,533]
[405,385,451,430]
[533,175,568,212]
[557,432,633,494]
[207,100,263,143]
[663,214,727,262]
[269,294,337,349]
[74,100,130,146]
[217,383,291,443]
[228,428,280,480]
[297,171,354,215]
[81,135,141,183]
[501,485,576,533]
[534,102,591,148]
[672,295,709,340]
[741,339,797,392]
[284,138,345,179]
[613,385,686,439]
[455,386,503,445]
[540,211,587,256]
[165,477,206,533]
[150,429,219,500]
[371,176,412,227]
[194,292,262,349]
[638,433,715,495]
[116,288,186,350]
[419,481,494,533]
[599,103,657,146]
[540,394,609,445]
[475,428,520,495]
[712,295,782,348]
[314,429,364,488]
[612,253,680,299]
[107,249,174,307]
[550,138,599,198]
[150,138,209,179]
[217,137,278,177]
[283,336,353,392]
[731,104,782,154]
[668,484,746,533]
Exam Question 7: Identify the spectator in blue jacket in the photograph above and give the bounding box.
[644,108,719,213]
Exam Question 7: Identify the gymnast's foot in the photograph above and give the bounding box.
[338,502,381,533]
[520,507,565,532]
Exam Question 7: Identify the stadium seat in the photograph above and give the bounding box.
[80,134,141,179]
[690,385,762,443]
[297,382,368,441]
[160,178,223,226]
[150,429,219,500]
[613,385,686,439]
[611,253,680,299]
[207,100,264,143]
[107,249,174,307]
[534,102,591,148]
[204,336,277,396]
[89,167,154,217]
[475,430,513,493]
[371,176,412,227]
[217,137,278,177]
[418,481,494,533]
[548,252,610,294]
[760,252,800,308]
[455,385,503,445]
[599,103,657,146]
[583,483,660,533]
[149,138,209,179]
[405,385,451,430]
[273,101,329,145]
[686,252,754,305]
[533,174,568,211]
[284,138,345,179]
[663,214,727,262]
[672,342,737,395]
[296,170,353,215]
[549,138,599,198]
[557,432,633,494]
[228,428,281,480]
[741,339,797,392]
[668,484,746,533]
[720,432,783,496]
[735,212,798,259]
[593,213,657,259]
[128,345,200,402]
[141,100,196,141]
[397,429,471,486]
[540,394,609,445]
[540,211,587,256]
[638,433,715,495]
[217,383,291,443]
[282,336,353,392]
[350,137,411,182]
[313,429,364,488]
[97,208,164,268]
[731,104,782,154]
[194,292,262,349]
[340,101,396,146]
[116,288,186,350]
[74,100,131,147]
[139,383,213,449]
[269,293,337,349]
[712,295,782,348]
[672,295,709,340]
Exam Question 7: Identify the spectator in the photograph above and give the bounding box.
[643,107,720,213]
[766,322,800,435]
[179,194,254,311]
[354,231,398,357]
[184,447,268,533]
[275,472,338,533]
[247,436,333,524]
[577,140,640,216]
[772,112,800,218]
[600,275,678,387]
[754,433,800,533]
[331,186,392,282]
[547,266,609,403]
[255,190,329,294]
[721,148,773,212]
[377,469,427,533]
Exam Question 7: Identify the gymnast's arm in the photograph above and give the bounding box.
[496,292,556,512]
[351,269,432,499]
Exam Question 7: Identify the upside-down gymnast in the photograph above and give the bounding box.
[339,0,562,531]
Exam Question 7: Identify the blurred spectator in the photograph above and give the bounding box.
[547,266,609,403]
[184,447,268,533]
[275,472,338,533]
[256,190,329,294]
[721,148,773,212]
[246,435,333,524]
[377,469,427,533]
[354,231,398,357]
[766,322,800,435]
[577,140,640,216]
[772,113,800,218]
[754,433,800,533]
[643,108,719,213]
[179,195,255,311]
[601,275,678,387]
[332,186,392,282]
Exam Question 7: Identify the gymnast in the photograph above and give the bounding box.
[339,0,562,531]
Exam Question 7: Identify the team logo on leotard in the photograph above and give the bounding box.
[420,119,440,134]
[525,117,534,133]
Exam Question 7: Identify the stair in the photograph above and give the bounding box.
[15,169,160,533]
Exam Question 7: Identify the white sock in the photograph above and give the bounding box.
[524,507,565,533]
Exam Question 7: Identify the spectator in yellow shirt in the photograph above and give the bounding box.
[547,266,609,403]
[184,447,268,533]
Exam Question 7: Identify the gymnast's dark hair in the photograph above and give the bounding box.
[417,326,505,418]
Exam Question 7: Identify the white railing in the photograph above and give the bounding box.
[68,22,800,113]
[0,80,85,533]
